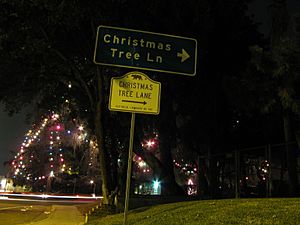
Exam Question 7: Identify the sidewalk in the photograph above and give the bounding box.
[25,205,85,225]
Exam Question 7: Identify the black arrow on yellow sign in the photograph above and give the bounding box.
[122,100,147,105]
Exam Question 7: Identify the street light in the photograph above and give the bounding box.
[90,180,96,196]
[153,180,160,195]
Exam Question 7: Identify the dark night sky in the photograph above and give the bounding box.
[0,105,30,175]
[0,0,300,175]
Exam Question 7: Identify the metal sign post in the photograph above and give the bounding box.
[123,113,135,225]
[108,71,161,225]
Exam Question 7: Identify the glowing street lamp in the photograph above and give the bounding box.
[90,180,96,196]
[153,180,160,195]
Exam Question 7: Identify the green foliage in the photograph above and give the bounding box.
[238,37,300,114]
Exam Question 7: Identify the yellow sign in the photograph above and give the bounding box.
[109,71,161,114]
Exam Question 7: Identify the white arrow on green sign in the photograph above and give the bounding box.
[94,25,197,76]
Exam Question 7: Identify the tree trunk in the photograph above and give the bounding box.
[110,134,120,194]
[134,140,163,179]
[295,129,300,149]
[95,66,109,204]
[159,128,185,195]
[270,0,289,47]
[197,156,209,197]
[270,0,298,196]
[132,83,184,195]
[158,89,184,196]
[208,147,219,198]
[133,132,183,194]
[45,176,52,193]
[283,111,298,196]
[119,146,128,197]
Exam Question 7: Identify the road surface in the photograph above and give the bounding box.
[24,205,85,225]
[0,195,100,225]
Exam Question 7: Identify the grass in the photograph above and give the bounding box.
[86,198,300,225]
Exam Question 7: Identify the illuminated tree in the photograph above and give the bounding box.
[8,110,99,193]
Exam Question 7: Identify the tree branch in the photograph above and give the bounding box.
[73,69,96,112]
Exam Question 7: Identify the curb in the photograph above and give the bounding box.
[84,203,101,224]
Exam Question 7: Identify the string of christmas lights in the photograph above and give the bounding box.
[12,117,49,180]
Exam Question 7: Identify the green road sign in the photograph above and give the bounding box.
[109,71,161,114]
[94,26,197,76]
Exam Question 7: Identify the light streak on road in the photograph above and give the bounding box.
[0,193,102,204]
[0,193,102,200]
[0,205,26,211]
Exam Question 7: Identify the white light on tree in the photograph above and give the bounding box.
[187,179,194,185]
[146,140,155,148]
[138,161,146,167]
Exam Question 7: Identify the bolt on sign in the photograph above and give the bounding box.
[94,25,197,76]
[109,71,161,115]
